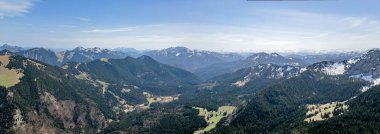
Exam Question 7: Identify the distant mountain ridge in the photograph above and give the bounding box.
[0,44,25,52]
[17,47,62,65]
[287,52,361,64]
[195,52,307,80]
[143,46,243,72]
[61,47,128,63]
[112,47,144,57]
[15,47,129,66]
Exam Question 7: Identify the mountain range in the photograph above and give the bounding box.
[1,44,380,133]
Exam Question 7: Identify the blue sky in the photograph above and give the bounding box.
[0,0,379,52]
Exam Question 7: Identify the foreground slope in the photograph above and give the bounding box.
[0,51,203,134]
[0,50,119,133]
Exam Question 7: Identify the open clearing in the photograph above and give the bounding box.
[304,101,348,122]
[0,55,24,88]
[193,106,236,134]
[140,92,179,109]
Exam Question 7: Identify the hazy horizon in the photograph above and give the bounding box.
[2,43,374,55]
[1,0,379,52]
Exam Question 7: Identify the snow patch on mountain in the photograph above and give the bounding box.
[350,74,380,92]
[233,72,252,87]
[74,47,107,53]
[233,79,249,87]
[300,68,307,73]
[347,58,360,64]
[350,74,373,81]
[321,63,346,75]
[360,86,370,92]
[232,64,304,87]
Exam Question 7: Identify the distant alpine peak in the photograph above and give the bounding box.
[270,53,280,57]
[1,44,19,48]
[0,44,25,52]
[166,46,204,53]
[167,46,190,51]
[243,52,306,67]
[2,44,10,47]
[155,46,214,57]
[144,46,242,72]
[73,46,109,53]
[253,52,270,56]
[362,48,380,59]
[247,52,283,59]
[367,48,380,53]
[73,46,86,51]
[29,47,50,51]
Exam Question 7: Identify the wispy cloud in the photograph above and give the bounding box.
[340,17,369,28]
[83,26,137,33]
[0,0,36,18]
[75,17,91,21]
